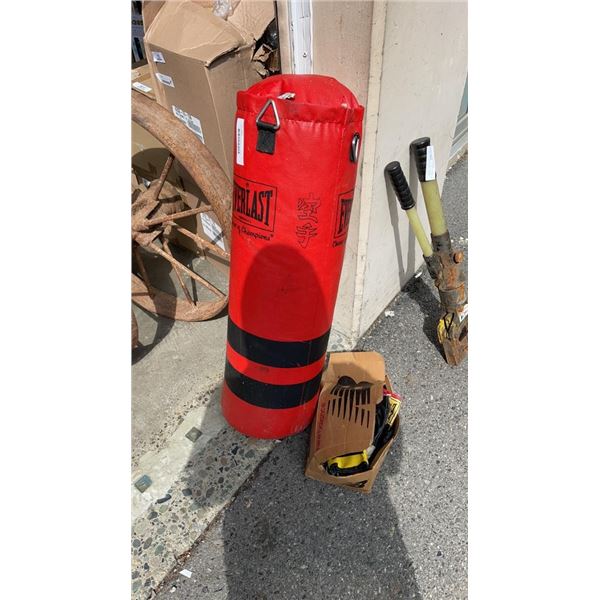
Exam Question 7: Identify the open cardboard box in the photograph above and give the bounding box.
[305,352,400,494]
[142,1,166,32]
[143,0,275,179]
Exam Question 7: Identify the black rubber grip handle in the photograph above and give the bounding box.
[385,161,414,210]
[410,137,431,182]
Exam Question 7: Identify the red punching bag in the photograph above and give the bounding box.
[221,74,364,439]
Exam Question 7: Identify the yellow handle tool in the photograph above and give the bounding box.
[410,137,468,366]
[385,139,468,366]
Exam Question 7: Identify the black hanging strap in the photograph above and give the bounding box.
[256,99,280,155]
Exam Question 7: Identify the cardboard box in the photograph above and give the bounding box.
[142,1,165,31]
[143,0,275,179]
[305,352,401,494]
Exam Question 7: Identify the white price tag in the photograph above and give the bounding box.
[425,145,436,181]
[132,81,152,94]
[235,117,245,166]
[201,214,226,251]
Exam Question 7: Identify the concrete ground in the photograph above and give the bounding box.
[153,155,468,600]
[132,249,229,470]
[132,237,276,599]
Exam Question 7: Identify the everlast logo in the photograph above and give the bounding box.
[233,176,277,233]
[333,191,354,246]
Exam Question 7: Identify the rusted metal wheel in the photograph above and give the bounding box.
[132,310,139,349]
[131,90,232,324]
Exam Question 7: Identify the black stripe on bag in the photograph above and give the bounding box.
[227,319,330,368]
[224,361,322,409]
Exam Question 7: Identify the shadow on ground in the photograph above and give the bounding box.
[403,277,446,361]
[132,309,174,364]
[219,430,422,600]
[131,242,228,364]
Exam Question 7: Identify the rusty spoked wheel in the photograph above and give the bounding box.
[131,90,232,323]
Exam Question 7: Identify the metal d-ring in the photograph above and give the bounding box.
[256,98,280,131]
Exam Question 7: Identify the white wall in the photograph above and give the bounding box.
[357,0,468,335]
[311,1,374,349]
[278,0,468,345]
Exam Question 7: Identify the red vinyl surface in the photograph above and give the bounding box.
[222,75,364,439]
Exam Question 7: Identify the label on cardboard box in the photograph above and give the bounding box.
[200,214,226,251]
[132,81,152,94]
[155,72,174,87]
[172,105,204,143]
[152,51,166,63]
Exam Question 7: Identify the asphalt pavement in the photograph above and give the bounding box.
[155,155,468,600]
